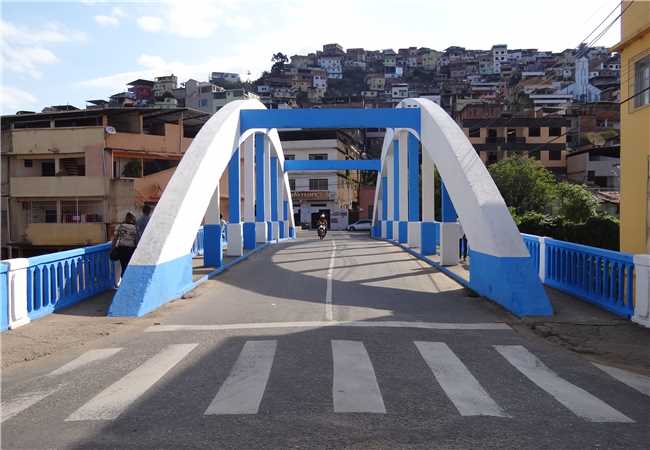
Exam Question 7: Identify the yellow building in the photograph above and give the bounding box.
[614,1,650,253]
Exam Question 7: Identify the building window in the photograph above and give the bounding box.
[61,200,104,223]
[41,160,55,177]
[309,153,328,160]
[549,150,562,160]
[549,127,562,137]
[468,128,480,138]
[634,55,650,108]
[200,98,208,107]
[528,127,541,137]
[30,201,57,224]
[285,154,296,160]
[289,179,296,191]
[587,170,595,180]
[309,178,328,190]
[24,159,33,168]
[487,152,497,163]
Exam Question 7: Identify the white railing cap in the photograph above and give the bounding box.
[633,254,650,266]
[3,258,30,271]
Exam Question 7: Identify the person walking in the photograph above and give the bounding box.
[112,212,139,274]
[136,204,152,239]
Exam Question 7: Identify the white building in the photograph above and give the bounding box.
[560,56,602,102]
[492,44,508,73]
[318,56,343,79]
[281,130,361,230]
[153,75,178,97]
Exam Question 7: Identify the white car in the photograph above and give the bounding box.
[347,220,372,231]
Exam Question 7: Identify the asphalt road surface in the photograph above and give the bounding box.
[2,232,649,449]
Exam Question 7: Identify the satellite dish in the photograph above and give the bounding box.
[105,126,116,134]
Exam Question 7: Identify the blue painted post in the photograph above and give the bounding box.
[440,181,460,265]
[281,199,288,239]
[228,149,241,222]
[406,133,420,247]
[270,156,279,241]
[407,134,420,222]
[441,182,457,222]
[203,224,223,267]
[227,147,243,256]
[254,133,267,243]
[243,135,256,250]
[392,139,402,242]
[381,175,388,238]
[0,263,8,331]
[203,185,223,267]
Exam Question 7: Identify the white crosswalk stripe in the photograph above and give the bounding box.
[415,342,507,417]
[495,345,633,423]
[204,340,277,415]
[332,340,385,413]
[48,348,123,377]
[2,341,642,423]
[66,343,197,421]
[593,363,650,397]
[1,387,61,423]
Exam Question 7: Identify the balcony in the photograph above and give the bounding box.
[10,176,108,198]
[106,125,192,155]
[10,127,104,155]
[25,223,106,246]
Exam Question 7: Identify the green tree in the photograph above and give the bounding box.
[488,155,557,215]
[556,182,599,223]
[271,52,288,73]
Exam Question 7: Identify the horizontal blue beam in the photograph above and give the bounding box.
[284,160,381,171]
[240,108,420,132]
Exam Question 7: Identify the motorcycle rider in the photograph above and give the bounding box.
[317,213,328,239]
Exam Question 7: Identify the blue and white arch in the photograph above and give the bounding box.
[109,99,295,317]
[109,98,552,318]
[372,98,552,316]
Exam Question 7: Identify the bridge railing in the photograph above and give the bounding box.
[1,226,206,330]
[522,235,635,318]
[25,243,115,320]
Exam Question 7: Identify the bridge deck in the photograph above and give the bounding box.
[2,232,648,449]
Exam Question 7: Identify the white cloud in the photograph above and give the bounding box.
[137,16,164,33]
[0,19,85,80]
[94,15,119,26]
[112,7,126,18]
[0,19,86,45]
[1,45,59,79]
[166,0,222,38]
[0,86,37,114]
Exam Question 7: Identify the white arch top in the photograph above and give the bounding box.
[372,98,528,258]
[132,99,294,268]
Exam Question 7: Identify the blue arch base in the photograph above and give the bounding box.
[469,250,553,317]
[108,254,193,317]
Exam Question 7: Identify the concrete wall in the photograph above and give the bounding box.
[10,127,105,155]
[10,176,108,198]
[25,223,105,246]
[106,125,192,155]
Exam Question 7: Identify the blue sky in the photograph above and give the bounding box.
[0,0,623,114]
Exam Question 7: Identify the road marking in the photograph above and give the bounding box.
[146,321,511,332]
[1,387,61,423]
[593,363,650,397]
[204,340,276,415]
[48,348,123,377]
[332,340,385,413]
[415,342,507,417]
[495,345,633,423]
[66,343,197,421]
[325,240,336,321]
